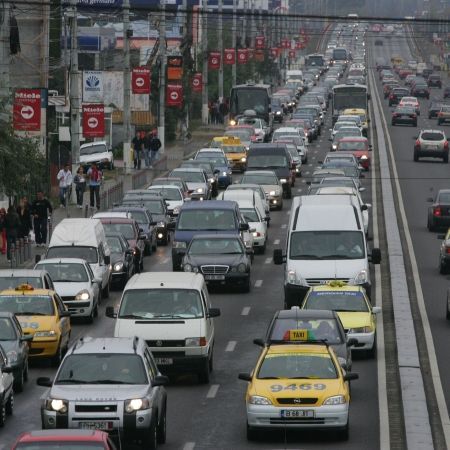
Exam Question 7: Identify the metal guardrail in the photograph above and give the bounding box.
[8,237,32,268]
[100,181,124,211]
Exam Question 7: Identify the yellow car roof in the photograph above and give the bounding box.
[0,286,54,296]
[266,344,331,356]
[343,108,366,115]
[212,136,242,145]
[309,281,363,293]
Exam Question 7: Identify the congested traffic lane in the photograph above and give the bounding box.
[371,35,450,415]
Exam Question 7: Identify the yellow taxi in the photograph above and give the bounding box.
[238,336,358,441]
[0,284,71,364]
[342,108,369,137]
[301,282,381,357]
[390,55,404,66]
[209,136,248,172]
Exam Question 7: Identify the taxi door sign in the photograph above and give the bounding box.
[285,329,309,341]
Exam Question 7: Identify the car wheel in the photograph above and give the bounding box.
[444,153,449,163]
[337,421,349,441]
[286,189,292,200]
[144,242,151,256]
[86,305,95,324]
[0,400,5,427]
[198,358,210,384]
[102,281,110,299]
[157,405,167,444]
[428,114,432,119]
[152,238,157,252]
[51,342,63,367]
[142,417,158,450]
[413,150,419,162]
[13,366,25,392]
[5,392,13,416]
[246,422,258,441]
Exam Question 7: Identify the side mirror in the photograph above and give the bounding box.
[347,338,358,347]
[343,372,359,382]
[125,249,133,256]
[104,255,110,265]
[370,248,382,264]
[152,375,169,387]
[20,334,34,342]
[105,306,117,318]
[60,311,71,318]
[359,187,366,192]
[372,306,382,314]
[426,197,434,203]
[139,227,144,233]
[37,377,53,387]
[207,308,221,318]
[167,221,176,230]
[239,222,249,231]
[238,372,252,382]
[273,248,285,265]
[35,254,41,263]
[253,338,265,347]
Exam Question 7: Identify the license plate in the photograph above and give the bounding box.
[205,275,225,280]
[281,409,315,418]
[427,145,438,150]
[155,358,173,365]
[79,422,111,430]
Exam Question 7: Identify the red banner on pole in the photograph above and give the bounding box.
[288,50,296,59]
[224,48,236,65]
[281,39,289,49]
[208,51,221,70]
[255,36,265,49]
[192,73,202,92]
[270,47,279,58]
[82,104,105,138]
[13,89,41,131]
[131,67,151,94]
[166,84,183,107]
[237,49,248,64]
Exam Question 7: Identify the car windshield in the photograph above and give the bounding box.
[80,144,107,156]
[197,156,228,167]
[237,118,262,128]
[320,178,356,188]
[270,318,342,344]
[102,223,135,240]
[240,208,259,222]
[123,199,164,215]
[338,141,366,151]
[290,231,365,259]
[171,171,205,183]
[225,129,253,140]
[304,290,369,312]
[56,354,148,385]
[334,130,361,140]
[188,237,243,255]
[323,165,359,178]
[106,236,124,253]
[177,210,236,231]
[247,155,287,169]
[152,179,183,189]
[421,132,444,141]
[221,145,246,154]
[0,276,43,290]
[438,192,450,203]
[36,263,88,283]
[0,317,17,340]
[397,107,415,114]
[241,174,278,185]
[15,444,105,450]
[257,353,337,379]
[119,289,203,319]
[148,188,182,201]
[46,246,98,264]
[0,295,54,315]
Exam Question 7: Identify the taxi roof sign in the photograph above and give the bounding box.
[15,283,35,292]
[284,329,309,341]
[327,280,348,288]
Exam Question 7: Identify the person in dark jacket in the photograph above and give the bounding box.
[31,191,53,247]
[4,206,20,261]
[17,196,32,239]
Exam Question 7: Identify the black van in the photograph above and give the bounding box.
[246,143,294,198]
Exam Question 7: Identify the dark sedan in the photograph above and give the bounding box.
[411,83,430,98]
[391,106,417,127]
[106,233,135,288]
[181,234,252,292]
[254,308,355,371]
[0,312,32,392]
[428,102,445,119]
[427,189,450,231]
[388,88,410,106]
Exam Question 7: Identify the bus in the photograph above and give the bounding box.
[332,47,349,63]
[331,84,369,124]
[305,53,326,68]
[229,83,272,130]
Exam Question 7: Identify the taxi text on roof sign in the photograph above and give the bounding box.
[15,283,35,291]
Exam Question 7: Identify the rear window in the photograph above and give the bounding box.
[0,276,43,290]
[421,132,444,141]
[177,209,237,231]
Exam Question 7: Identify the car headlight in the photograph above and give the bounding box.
[173,241,187,249]
[173,206,180,215]
[249,395,273,405]
[157,221,166,228]
[185,337,206,346]
[269,190,276,196]
[113,262,124,272]
[75,290,90,301]
[125,398,150,413]
[34,330,57,337]
[183,263,192,272]
[237,263,247,273]
[241,157,247,162]
[229,119,236,126]
[323,395,346,405]
[276,111,282,115]
[7,350,18,364]
[46,399,68,413]
[353,269,368,284]
[348,326,373,333]
[332,144,337,150]
[287,270,306,286]
[209,177,216,183]
[360,155,368,160]
[279,178,287,184]
[222,171,228,176]
[196,188,204,193]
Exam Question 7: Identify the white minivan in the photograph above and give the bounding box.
[274,195,381,308]
[106,272,220,383]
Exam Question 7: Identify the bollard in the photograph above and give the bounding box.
[84,204,89,218]
[48,216,53,242]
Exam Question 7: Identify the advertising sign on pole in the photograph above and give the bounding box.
[82,104,105,138]
[13,89,41,131]
[131,67,151,94]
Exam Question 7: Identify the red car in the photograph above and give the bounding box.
[12,429,117,449]
[336,137,371,170]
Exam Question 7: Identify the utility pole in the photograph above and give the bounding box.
[69,0,80,179]
[0,1,10,106]
[123,0,132,170]
[242,0,247,49]
[201,0,209,125]
[232,0,237,85]
[158,1,166,151]
[218,0,224,102]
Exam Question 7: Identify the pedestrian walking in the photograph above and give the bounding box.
[31,191,53,247]
[56,163,73,207]
[73,166,87,208]
[17,197,32,239]
[4,206,20,261]
[132,131,143,169]
[143,131,152,168]
[87,162,103,210]
[149,129,162,167]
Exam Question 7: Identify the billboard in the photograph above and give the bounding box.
[13,89,42,132]
[82,71,104,103]
[82,104,105,138]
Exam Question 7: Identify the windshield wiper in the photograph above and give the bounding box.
[287,376,315,379]
[321,254,354,259]
[292,254,323,259]
[119,314,145,319]
[56,379,89,384]
[54,279,77,282]
[152,314,186,319]
[90,380,134,384]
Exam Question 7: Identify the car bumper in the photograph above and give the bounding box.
[63,299,94,317]
[347,330,375,350]
[416,149,447,157]
[268,195,283,209]
[151,353,209,373]
[246,404,349,429]
[203,272,250,286]
[217,175,232,188]
[29,338,60,358]
[392,118,415,124]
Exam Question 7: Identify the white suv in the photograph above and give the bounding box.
[79,141,114,171]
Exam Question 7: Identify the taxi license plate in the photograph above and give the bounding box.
[205,275,225,281]
[281,410,315,418]
[155,358,173,365]
[79,421,112,430]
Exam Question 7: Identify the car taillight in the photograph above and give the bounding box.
[445,141,449,149]
[415,139,420,146]
[393,113,398,117]
[438,112,444,117]
[412,114,417,118]
[434,207,442,217]
[446,247,450,254]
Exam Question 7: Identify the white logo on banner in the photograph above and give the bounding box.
[83,71,104,103]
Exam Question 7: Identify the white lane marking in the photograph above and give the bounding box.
[241,306,251,315]
[254,279,263,287]
[265,257,272,264]
[281,224,287,229]
[274,239,280,245]
[183,443,196,450]
[207,384,220,398]
[225,340,237,352]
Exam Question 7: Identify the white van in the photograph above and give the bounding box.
[43,218,112,298]
[107,272,220,383]
[274,196,381,308]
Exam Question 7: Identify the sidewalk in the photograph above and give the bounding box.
[0,125,225,270]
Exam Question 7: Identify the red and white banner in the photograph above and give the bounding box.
[224,48,236,65]
[295,40,303,49]
[166,84,183,107]
[255,36,265,49]
[131,67,151,94]
[255,50,265,62]
[208,51,221,70]
[270,47,279,58]
[288,50,296,59]
[281,39,290,49]
[237,49,248,64]
[13,89,41,131]
[192,73,202,92]
[82,104,105,138]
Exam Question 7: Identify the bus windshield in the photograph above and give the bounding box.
[230,87,269,118]
[332,86,368,113]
